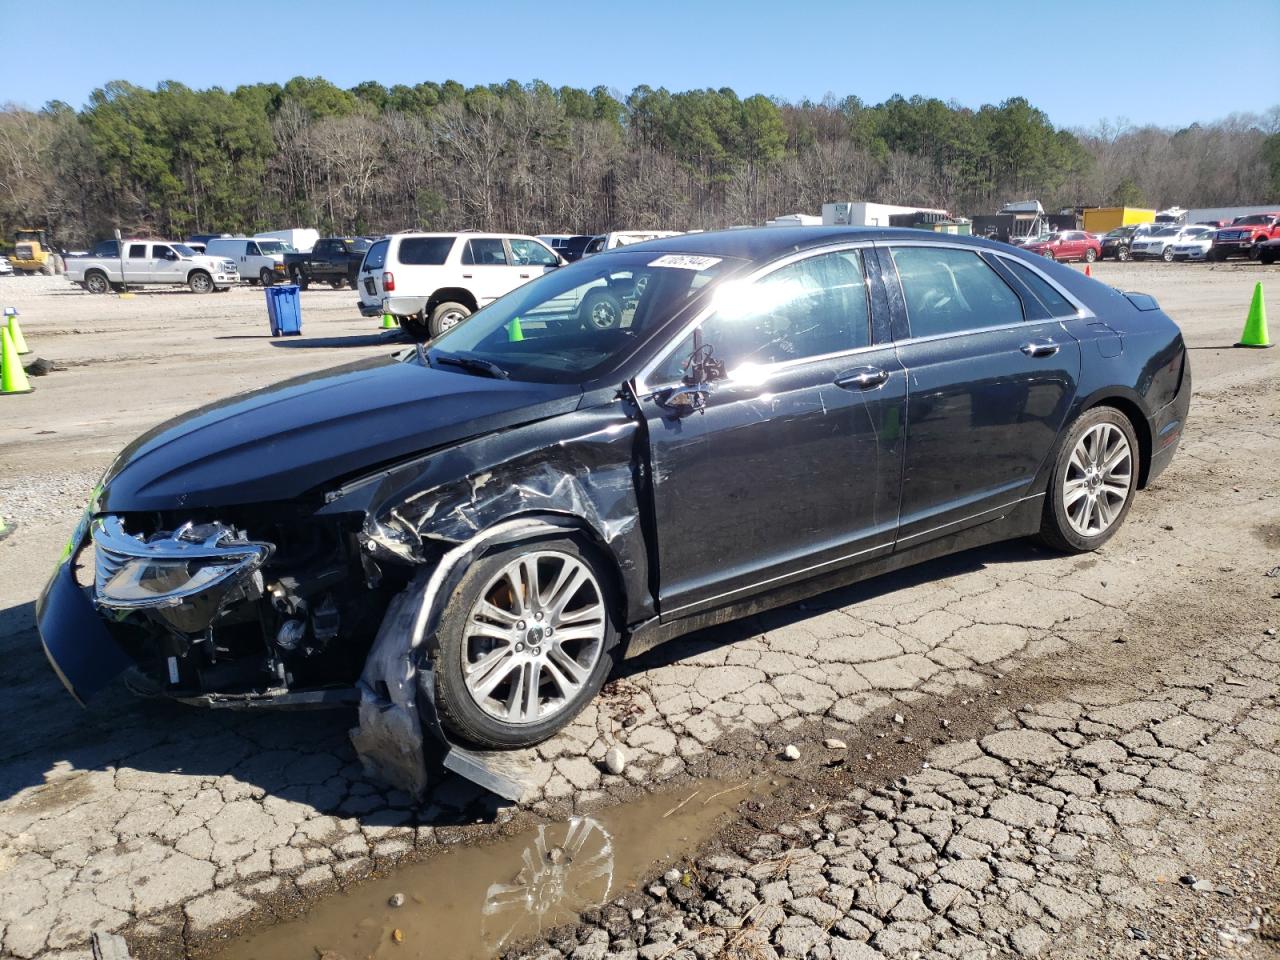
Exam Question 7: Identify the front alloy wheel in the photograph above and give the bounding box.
[463,552,605,725]
[433,540,616,748]
[1040,407,1139,553]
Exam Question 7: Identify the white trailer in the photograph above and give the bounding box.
[822,201,948,227]
[1183,205,1280,226]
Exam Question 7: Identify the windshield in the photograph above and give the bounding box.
[256,240,291,254]
[1233,214,1274,225]
[172,244,197,257]
[1153,228,1179,237]
[350,238,372,253]
[427,250,744,384]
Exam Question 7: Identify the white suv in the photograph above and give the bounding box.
[356,233,562,338]
[1129,224,1216,262]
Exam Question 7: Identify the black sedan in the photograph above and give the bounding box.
[38,228,1189,792]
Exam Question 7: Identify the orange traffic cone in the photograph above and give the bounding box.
[1084,264,1093,278]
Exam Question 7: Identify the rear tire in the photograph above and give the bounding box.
[429,300,471,339]
[1084,248,1097,263]
[84,271,110,295]
[580,289,623,330]
[431,537,619,749]
[1039,406,1139,554]
[330,279,346,290]
[1117,246,1131,262]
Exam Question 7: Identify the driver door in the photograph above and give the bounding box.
[637,246,905,620]
[149,244,185,283]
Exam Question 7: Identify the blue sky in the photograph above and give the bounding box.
[3,0,1276,130]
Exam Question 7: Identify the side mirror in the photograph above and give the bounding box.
[657,383,710,414]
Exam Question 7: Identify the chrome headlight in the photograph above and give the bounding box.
[93,516,272,626]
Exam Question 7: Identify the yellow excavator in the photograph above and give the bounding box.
[10,228,63,275]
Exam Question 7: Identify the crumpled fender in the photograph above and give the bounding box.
[339,401,655,800]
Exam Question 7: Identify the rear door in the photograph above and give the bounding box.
[881,242,1082,546]
[460,237,517,305]
[508,238,561,288]
[124,243,151,283]
[638,245,906,618]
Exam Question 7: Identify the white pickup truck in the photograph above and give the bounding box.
[66,240,239,294]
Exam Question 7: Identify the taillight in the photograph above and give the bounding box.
[382,271,395,292]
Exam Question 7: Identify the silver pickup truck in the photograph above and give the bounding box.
[66,240,239,294]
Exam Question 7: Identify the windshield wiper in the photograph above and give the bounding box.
[432,352,510,380]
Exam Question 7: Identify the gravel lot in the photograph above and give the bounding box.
[0,263,1277,959]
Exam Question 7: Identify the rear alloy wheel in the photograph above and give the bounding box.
[433,540,617,748]
[1039,407,1138,553]
[581,290,623,330]
[84,271,110,295]
[429,301,471,339]
[1084,247,1098,263]
[1117,246,1131,262]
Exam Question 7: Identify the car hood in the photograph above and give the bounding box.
[96,354,583,513]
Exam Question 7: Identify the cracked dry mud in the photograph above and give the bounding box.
[0,264,1277,959]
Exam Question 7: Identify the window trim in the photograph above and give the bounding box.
[877,239,1093,346]
[639,241,878,392]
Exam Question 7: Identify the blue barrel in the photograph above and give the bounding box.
[264,285,302,336]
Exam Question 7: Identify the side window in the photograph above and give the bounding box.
[1002,258,1077,318]
[128,244,148,259]
[584,237,605,255]
[363,239,388,270]
[154,245,176,261]
[463,238,508,266]
[312,240,329,257]
[244,242,258,256]
[891,246,1024,338]
[509,239,558,266]
[398,237,453,265]
[667,250,871,380]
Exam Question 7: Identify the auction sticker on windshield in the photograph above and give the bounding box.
[647,254,722,270]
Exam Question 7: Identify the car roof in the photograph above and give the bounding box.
[625,226,1015,261]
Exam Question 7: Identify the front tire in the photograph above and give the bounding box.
[1039,407,1139,554]
[260,268,276,286]
[429,300,471,339]
[432,538,618,749]
[188,271,213,294]
[1117,246,1131,262]
[1161,246,1175,262]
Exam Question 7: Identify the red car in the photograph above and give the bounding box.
[1024,230,1101,263]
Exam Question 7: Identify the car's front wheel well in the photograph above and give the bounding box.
[1083,396,1152,488]
[426,287,478,316]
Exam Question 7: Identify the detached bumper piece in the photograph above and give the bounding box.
[37,558,133,704]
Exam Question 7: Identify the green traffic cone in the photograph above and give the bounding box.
[508,316,524,342]
[8,314,29,355]
[1235,282,1272,348]
[381,312,397,330]
[1,327,33,395]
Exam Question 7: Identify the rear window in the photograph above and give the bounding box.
[1003,258,1077,317]
[363,238,389,270]
[397,237,454,265]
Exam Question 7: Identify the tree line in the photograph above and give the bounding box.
[1,76,1277,248]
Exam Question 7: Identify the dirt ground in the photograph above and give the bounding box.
[0,261,1277,959]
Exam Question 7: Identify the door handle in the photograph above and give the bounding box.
[462,273,473,279]
[835,367,889,390]
[1021,339,1060,358]
[519,273,531,278]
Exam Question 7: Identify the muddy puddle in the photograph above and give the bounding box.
[214,781,753,960]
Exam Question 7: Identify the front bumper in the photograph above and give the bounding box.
[37,550,134,704]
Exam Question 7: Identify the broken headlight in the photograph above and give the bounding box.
[92,516,273,631]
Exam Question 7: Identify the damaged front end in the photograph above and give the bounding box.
[41,502,400,713]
